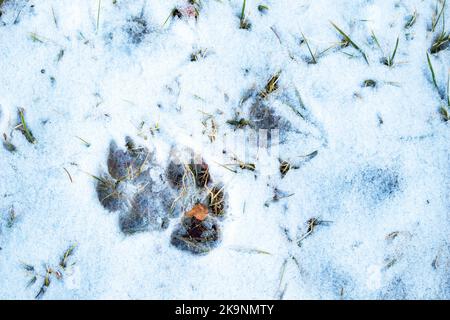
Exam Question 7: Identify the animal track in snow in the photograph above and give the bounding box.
[96,138,227,254]
[96,137,176,234]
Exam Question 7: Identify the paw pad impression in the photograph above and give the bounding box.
[96,137,176,234]
[96,138,228,254]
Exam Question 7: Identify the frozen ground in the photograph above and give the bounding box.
[0,0,449,300]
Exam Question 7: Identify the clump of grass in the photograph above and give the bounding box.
[239,0,251,30]
[279,151,318,177]
[200,111,217,142]
[190,48,208,61]
[226,117,251,129]
[272,188,294,202]
[164,1,200,26]
[218,154,256,174]
[228,154,256,172]
[189,0,202,11]
[297,217,332,246]
[404,11,417,29]
[440,107,449,121]
[371,32,400,67]
[264,187,294,207]
[279,160,300,177]
[383,37,399,67]
[260,72,281,98]
[59,243,77,269]
[29,32,44,43]
[2,133,16,152]
[17,108,36,144]
[430,0,450,54]
[241,163,256,171]
[207,185,226,217]
[164,8,183,26]
[279,160,291,177]
[23,243,77,299]
[331,22,369,65]
[0,0,7,16]
[258,4,269,13]
[93,173,125,212]
[189,160,211,188]
[3,206,17,228]
[430,30,450,54]
[362,79,377,88]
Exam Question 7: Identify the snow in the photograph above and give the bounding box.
[0,0,449,299]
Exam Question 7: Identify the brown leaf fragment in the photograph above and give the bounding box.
[185,204,208,221]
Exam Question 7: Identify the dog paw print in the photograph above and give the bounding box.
[165,156,228,255]
[96,137,176,234]
[96,139,228,255]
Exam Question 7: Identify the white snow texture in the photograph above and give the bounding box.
[0,0,449,299]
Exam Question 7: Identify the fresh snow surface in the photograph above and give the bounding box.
[0,0,449,299]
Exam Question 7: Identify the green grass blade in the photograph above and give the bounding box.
[432,0,446,32]
[96,0,102,33]
[426,52,438,90]
[301,32,317,64]
[389,37,399,66]
[331,22,369,65]
[371,30,383,52]
[241,0,246,21]
[18,109,36,144]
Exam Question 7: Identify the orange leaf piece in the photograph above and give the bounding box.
[185,204,209,221]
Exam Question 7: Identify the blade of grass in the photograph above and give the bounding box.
[430,30,450,54]
[240,0,246,24]
[432,0,446,32]
[301,32,317,64]
[75,136,91,147]
[389,37,400,66]
[239,0,250,29]
[96,0,102,33]
[371,30,383,53]
[405,10,417,29]
[18,108,36,144]
[331,22,369,65]
[427,52,438,90]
